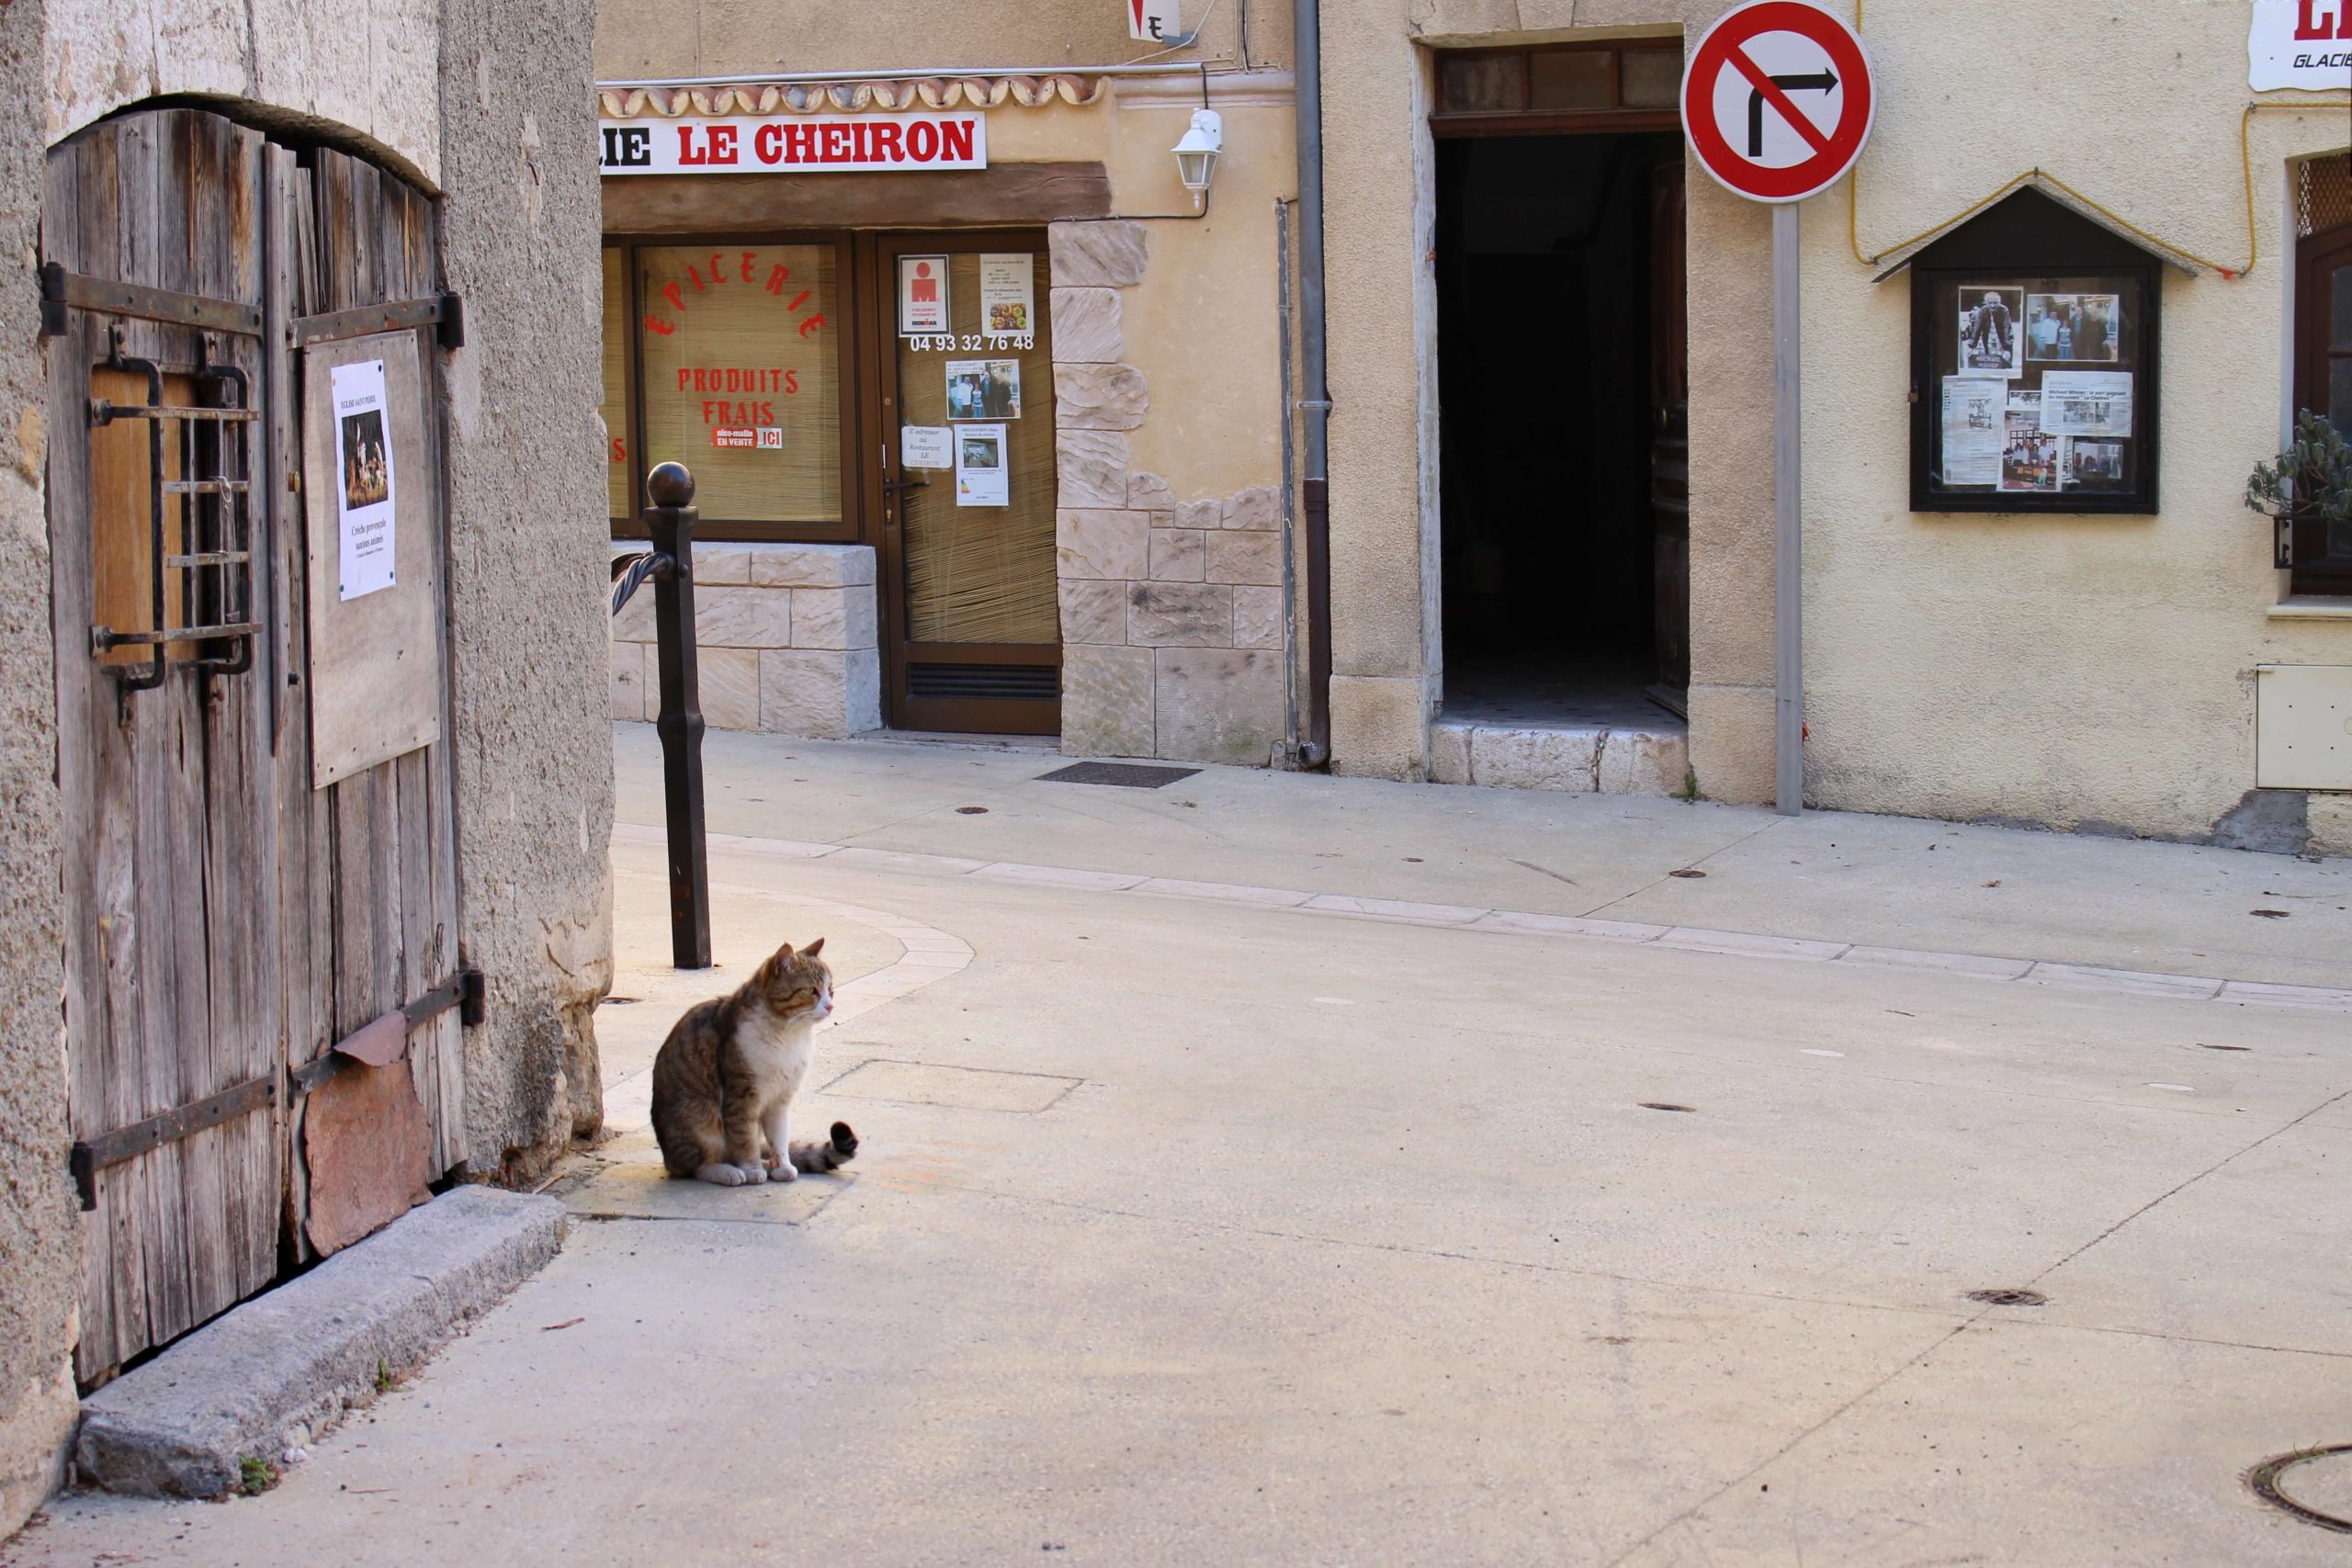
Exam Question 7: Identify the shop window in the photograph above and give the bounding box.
[633,243,844,533]
[2290,152,2352,595]
[600,247,629,523]
[1907,188,2163,515]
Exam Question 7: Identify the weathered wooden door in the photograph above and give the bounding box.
[1646,152,1690,716]
[47,109,468,1383]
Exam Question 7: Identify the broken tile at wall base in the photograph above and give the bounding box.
[1156,647,1283,766]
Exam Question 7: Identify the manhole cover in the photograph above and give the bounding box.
[820,1058,1081,1113]
[2248,1445,2352,1534]
[1638,1101,1696,1113]
[1035,761,1203,789]
[1964,1288,2048,1307]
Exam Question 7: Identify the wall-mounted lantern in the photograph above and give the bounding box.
[1172,108,1222,209]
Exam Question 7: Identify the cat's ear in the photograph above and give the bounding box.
[763,942,795,969]
[803,936,825,958]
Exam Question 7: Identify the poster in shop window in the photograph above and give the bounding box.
[945,359,1022,420]
[898,254,950,334]
[955,423,1009,506]
[901,425,954,469]
[978,253,1035,338]
[1955,286,2022,378]
[2024,293,2120,363]
[331,358,398,600]
[1998,412,2058,493]
[1939,377,2002,487]
[2038,370,2132,438]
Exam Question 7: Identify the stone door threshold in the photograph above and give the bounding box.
[1431,717,1692,797]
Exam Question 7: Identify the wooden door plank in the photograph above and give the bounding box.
[266,144,317,1265]
[50,136,141,1378]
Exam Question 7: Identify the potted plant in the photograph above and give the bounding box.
[2245,410,2352,573]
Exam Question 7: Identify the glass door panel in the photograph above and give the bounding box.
[876,237,1060,733]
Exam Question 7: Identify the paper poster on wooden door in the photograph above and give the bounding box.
[978,253,1035,338]
[332,358,398,599]
[955,423,1008,506]
[899,254,950,334]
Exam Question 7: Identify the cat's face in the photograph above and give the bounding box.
[755,937,832,1023]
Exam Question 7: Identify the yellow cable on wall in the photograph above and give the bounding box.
[1843,0,2346,279]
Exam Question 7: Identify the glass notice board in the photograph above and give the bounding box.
[1917,269,2156,512]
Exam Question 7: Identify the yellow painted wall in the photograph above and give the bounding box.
[1801,2,2349,837]
[594,0,1292,82]
[1319,0,2350,839]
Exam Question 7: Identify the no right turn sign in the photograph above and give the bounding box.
[1681,0,1877,204]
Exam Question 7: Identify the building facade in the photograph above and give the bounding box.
[597,1,2352,856]
[1,0,613,1529]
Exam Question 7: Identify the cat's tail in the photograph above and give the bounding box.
[788,1121,859,1174]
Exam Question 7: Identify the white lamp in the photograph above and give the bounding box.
[1171,107,1223,208]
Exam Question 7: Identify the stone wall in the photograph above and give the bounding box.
[1049,220,1289,766]
[611,542,881,737]
[45,0,444,187]
[0,0,85,1534]
[436,0,617,1178]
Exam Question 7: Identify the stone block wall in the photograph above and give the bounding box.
[611,542,880,739]
[1048,220,1289,767]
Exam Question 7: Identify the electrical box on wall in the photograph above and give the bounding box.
[2256,665,2352,790]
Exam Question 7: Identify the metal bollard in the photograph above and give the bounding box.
[644,462,712,969]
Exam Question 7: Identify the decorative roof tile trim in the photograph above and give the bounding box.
[599,75,1105,118]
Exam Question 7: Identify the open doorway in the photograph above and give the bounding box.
[1435,130,1689,726]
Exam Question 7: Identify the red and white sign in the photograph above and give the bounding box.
[2249,0,2352,91]
[1128,0,1180,43]
[1681,0,1874,205]
[600,113,987,175]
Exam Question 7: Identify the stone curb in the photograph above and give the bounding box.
[75,1187,567,1499]
[609,821,2352,1015]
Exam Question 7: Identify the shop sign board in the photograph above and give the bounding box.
[2248,0,2352,90]
[1681,0,1875,205]
[600,112,987,175]
[1129,0,1181,42]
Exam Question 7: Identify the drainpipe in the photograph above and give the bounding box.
[1292,0,1332,768]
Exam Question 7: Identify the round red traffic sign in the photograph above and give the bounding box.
[1682,0,1875,204]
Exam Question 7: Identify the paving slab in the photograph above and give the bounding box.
[15,750,2349,1566]
[616,725,2352,988]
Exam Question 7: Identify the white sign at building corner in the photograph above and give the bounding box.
[1129,0,1181,43]
[2248,0,2352,91]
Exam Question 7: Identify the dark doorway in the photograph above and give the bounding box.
[1435,130,1688,725]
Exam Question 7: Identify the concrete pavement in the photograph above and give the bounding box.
[8,728,2349,1565]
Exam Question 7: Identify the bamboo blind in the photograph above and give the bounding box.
[897,252,1057,646]
[636,244,842,525]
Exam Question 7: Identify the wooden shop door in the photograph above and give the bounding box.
[47,110,469,1383]
[867,233,1061,735]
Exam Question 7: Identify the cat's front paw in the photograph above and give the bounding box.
[763,1157,799,1182]
[734,1161,769,1184]
[694,1163,752,1187]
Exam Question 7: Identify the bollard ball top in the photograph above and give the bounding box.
[647,462,695,509]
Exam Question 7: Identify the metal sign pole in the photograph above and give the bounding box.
[1772,199,1803,818]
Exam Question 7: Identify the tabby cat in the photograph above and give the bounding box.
[650,937,858,1186]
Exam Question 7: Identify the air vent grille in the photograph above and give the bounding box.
[906,662,1058,702]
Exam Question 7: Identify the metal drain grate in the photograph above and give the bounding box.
[1964,1288,2048,1307]
[1035,761,1202,789]
[2248,1445,2352,1534]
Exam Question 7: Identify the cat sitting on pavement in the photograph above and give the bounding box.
[650,937,858,1186]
